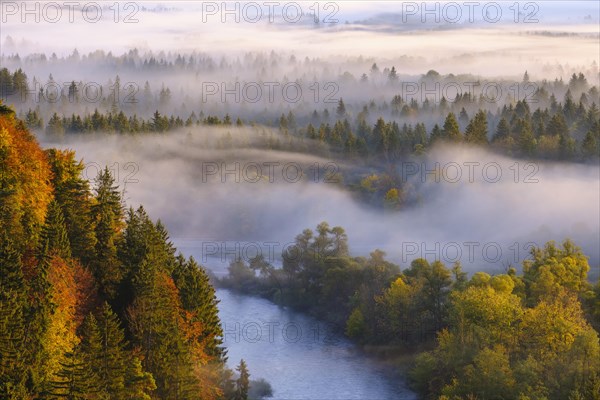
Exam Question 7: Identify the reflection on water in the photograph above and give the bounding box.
[217,289,417,400]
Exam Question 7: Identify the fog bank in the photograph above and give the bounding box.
[37,128,600,276]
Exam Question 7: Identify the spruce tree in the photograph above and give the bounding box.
[429,124,442,143]
[79,304,156,399]
[121,212,203,398]
[172,256,225,360]
[442,113,462,142]
[559,132,576,159]
[47,349,99,399]
[547,113,568,136]
[235,359,250,400]
[493,117,510,142]
[45,149,96,264]
[80,308,121,397]
[581,127,599,159]
[464,110,488,144]
[518,119,537,156]
[91,168,124,299]
[123,356,156,400]
[0,236,28,396]
[40,200,71,260]
[336,99,346,118]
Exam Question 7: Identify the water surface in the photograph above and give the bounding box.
[217,288,417,400]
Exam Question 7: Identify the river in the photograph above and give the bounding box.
[173,243,418,400]
[216,288,417,400]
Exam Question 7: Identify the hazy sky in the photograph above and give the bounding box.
[2,1,599,77]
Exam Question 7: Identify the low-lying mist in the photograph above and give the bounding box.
[2,2,599,79]
[38,127,600,276]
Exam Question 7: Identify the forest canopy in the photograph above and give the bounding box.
[0,107,256,399]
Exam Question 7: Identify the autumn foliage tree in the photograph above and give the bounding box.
[0,109,229,399]
[0,104,53,253]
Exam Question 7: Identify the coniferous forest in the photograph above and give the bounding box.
[0,105,254,399]
[1,2,600,400]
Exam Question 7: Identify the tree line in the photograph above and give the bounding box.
[222,222,600,400]
[6,74,593,164]
[18,92,598,211]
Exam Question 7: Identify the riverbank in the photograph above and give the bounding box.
[216,278,431,392]
[216,288,417,400]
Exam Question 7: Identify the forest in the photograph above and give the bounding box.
[0,104,263,399]
[1,52,599,398]
[0,58,598,210]
[222,222,600,399]
[1,3,600,397]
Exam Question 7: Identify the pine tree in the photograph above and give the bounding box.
[235,359,250,400]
